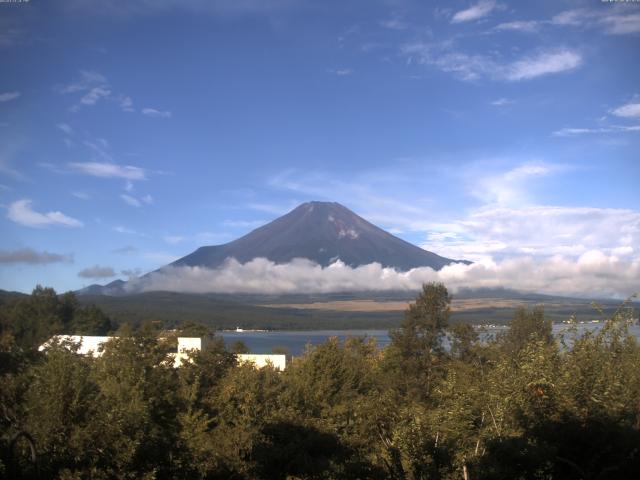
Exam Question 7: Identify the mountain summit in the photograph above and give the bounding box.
[80,201,468,295]
[173,201,465,271]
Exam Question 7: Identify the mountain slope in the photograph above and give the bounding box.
[80,201,468,296]
[173,201,466,271]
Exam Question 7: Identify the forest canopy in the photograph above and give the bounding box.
[1,283,639,479]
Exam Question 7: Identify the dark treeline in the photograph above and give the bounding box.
[1,283,639,479]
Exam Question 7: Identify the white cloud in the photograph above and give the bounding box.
[124,255,640,299]
[602,12,640,35]
[503,49,582,81]
[117,95,134,112]
[59,70,107,94]
[59,70,137,112]
[121,194,142,207]
[114,225,138,234]
[112,245,138,254]
[0,248,72,264]
[72,191,91,200]
[494,20,540,33]
[0,141,26,180]
[80,86,111,106]
[59,71,112,110]
[0,91,20,102]
[380,18,408,30]
[78,265,116,279]
[121,193,153,207]
[553,125,640,136]
[422,206,640,264]
[551,8,640,35]
[68,162,146,180]
[451,0,497,24]
[164,235,185,245]
[142,108,172,118]
[328,68,353,76]
[402,44,582,82]
[7,199,83,228]
[469,161,558,206]
[490,97,513,107]
[57,123,74,135]
[611,101,640,119]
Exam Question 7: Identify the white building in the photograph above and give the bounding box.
[39,335,287,370]
[237,353,287,371]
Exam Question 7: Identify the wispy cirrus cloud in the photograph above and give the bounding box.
[7,199,83,228]
[0,248,73,265]
[552,8,640,35]
[69,161,146,180]
[112,245,138,254]
[552,97,640,137]
[0,91,20,102]
[56,123,74,135]
[451,0,499,24]
[490,97,513,107]
[493,20,540,33]
[164,235,186,245]
[467,161,562,207]
[121,193,153,207]
[328,68,353,76]
[58,70,135,113]
[121,194,142,207]
[504,49,582,81]
[142,107,172,118]
[380,17,408,31]
[490,7,640,37]
[114,225,147,236]
[402,44,582,82]
[0,140,27,180]
[553,125,640,137]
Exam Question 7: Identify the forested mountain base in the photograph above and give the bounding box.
[1,283,639,479]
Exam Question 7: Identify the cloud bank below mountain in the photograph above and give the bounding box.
[125,252,640,299]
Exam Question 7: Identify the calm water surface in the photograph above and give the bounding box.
[219,323,640,356]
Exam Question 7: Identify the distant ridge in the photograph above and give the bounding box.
[81,201,469,295]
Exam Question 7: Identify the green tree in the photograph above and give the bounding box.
[87,325,180,478]
[499,305,552,357]
[71,304,113,335]
[22,341,98,477]
[9,286,65,349]
[384,282,451,400]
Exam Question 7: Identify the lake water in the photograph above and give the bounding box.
[219,322,640,356]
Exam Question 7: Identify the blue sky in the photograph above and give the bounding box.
[1,0,639,296]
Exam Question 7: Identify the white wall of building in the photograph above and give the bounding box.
[237,354,287,371]
[39,335,288,370]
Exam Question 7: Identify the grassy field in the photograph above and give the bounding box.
[76,290,625,330]
[260,298,545,312]
[3,287,625,331]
